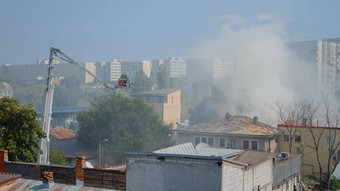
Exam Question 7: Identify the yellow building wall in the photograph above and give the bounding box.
[278,126,340,179]
[163,89,181,129]
[85,62,95,83]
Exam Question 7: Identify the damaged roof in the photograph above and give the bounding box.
[49,128,75,139]
[177,116,281,136]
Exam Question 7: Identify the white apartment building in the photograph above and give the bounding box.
[95,60,121,82]
[163,57,187,78]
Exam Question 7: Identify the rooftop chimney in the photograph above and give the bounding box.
[42,171,54,188]
[253,116,258,125]
[225,113,232,121]
[302,118,307,126]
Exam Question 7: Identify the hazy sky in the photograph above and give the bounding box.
[0,0,339,65]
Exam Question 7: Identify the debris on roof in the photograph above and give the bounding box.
[177,115,281,136]
[49,128,75,139]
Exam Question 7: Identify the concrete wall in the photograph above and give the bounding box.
[222,159,273,191]
[127,155,222,191]
[273,155,301,189]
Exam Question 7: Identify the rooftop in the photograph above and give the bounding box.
[0,172,21,186]
[50,128,75,139]
[177,115,281,136]
[195,143,243,158]
[2,178,117,191]
[153,142,198,156]
[133,88,180,96]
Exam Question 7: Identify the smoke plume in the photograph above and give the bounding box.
[186,13,318,123]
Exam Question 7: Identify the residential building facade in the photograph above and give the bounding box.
[278,123,340,180]
[131,88,181,129]
[176,114,281,152]
[163,57,187,78]
[121,60,151,79]
[95,60,121,82]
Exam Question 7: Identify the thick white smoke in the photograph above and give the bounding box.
[186,14,318,123]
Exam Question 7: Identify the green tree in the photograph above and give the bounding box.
[169,77,179,88]
[189,86,226,125]
[0,97,46,162]
[49,149,72,166]
[132,71,152,94]
[157,65,169,89]
[77,94,174,165]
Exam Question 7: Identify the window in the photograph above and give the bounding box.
[252,141,258,150]
[294,135,301,142]
[208,138,214,147]
[202,137,207,144]
[283,135,289,142]
[243,140,249,150]
[326,136,334,145]
[195,137,200,146]
[231,140,236,149]
[219,138,226,148]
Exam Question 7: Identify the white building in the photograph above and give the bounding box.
[163,57,187,78]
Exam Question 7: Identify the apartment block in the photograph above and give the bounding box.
[121,60,151,79]
[95,60,121,82]
[163,57,187,78]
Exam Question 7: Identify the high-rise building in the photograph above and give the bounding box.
[151,59,164,80]
[289,38,340,94]
[163,57,187,78]
[121,60,151,80]
[317,38,340,93]
[95,60,121,82]
[186,59,233,80]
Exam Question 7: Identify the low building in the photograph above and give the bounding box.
[126,150,301,191]
[176,114,282,152]
[131,88,181,129]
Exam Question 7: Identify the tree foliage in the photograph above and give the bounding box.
[169,77,179,88]
[132,71,152,94]
[157,65,169,89]
[0,97,45,162]
[49,149,72,166]
[189,86,226,125]
[77,94,174,165]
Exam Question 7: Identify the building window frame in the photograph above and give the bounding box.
[243,139,250,150]
[231,140,236,149]
[201,137,207,144]
[219,138,226,148]
[194,137,200,146]
[251,140,258,150]
[208,137,214,147]
[283,135,289,142]
[294,135,301,143]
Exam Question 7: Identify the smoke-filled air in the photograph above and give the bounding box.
[186,14,319,123]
